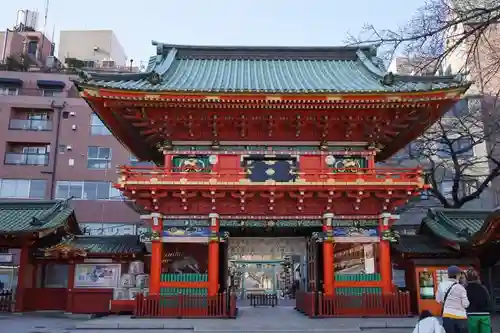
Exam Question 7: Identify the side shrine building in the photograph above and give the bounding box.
[74,42,471,318]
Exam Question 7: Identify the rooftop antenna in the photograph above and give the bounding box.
[40,0,49,59]
[50,24,55,56]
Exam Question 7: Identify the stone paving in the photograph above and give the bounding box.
[2,308,500,333]
[73,307,418,332]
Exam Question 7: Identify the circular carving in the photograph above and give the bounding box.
[325,155,336,166]
[208,155,218,165]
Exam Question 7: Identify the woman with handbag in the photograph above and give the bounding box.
[436,266,470,333]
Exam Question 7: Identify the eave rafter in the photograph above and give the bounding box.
[120,187,420,215]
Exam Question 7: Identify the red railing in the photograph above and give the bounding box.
[118,166,424,185]
[295,291,315,317]
[133,293,237,318]
[295,291,411,317]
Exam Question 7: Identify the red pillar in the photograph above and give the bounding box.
[150,213,163,295]
[367,154,375,169]
[379,213,393,294]
[208,213,220,296]
[66,263,76,312]
[164,153,172,172]
[14,246,29,312]
[322,213,334,296]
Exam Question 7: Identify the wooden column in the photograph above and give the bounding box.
[164,153,172,172]
[150,213,163,295]
[322,213,334,296]
[379,212,393,294]
[367,154,375,169]
[208,213,220,296]
[14,245,30,312]
[66,262,76,312]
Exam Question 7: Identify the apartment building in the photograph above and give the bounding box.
[384,56,495,230]
[0,26,145,236]
[439,3,500,206]
[58,30,127,67]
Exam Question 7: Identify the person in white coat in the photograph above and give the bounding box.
[413,310,445,333]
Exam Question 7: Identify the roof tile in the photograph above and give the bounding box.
[0,200,75,233]
[45,235,146,255]
[77,44,469,93]
[392,235,456,254]
[422,208,491,244]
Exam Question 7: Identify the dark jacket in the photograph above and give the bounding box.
[465,281,493,313]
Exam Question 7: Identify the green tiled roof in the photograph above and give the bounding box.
[422,208,492,244]
[76,42,469,93]
[391,235,456,254]
[0,200,75,234]
[53,235,146,254]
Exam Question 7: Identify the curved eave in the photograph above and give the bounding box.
[472,208,500,246]
[78,91,161,163]
[77,84,471,103]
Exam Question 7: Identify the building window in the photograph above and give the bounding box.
[55,181,120,200]
[4,145,49,166]
[87,146,111,169]
[0,87,19,96]
[83,181,111,200]
[440,181,454,199]
[0,179,46,199]
[9,111,52,131]
[129,154,154,167]
[42,263,69,288]
[41,89,64,97]
[90,114,111,135]
[437,138,474,158]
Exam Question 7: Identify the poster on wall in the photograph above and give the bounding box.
[419,271,435,299]
[74,264,121,288]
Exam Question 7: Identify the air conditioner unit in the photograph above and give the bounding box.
[66,145,72,150]
[69,112,76,116]
[71,124,77,130]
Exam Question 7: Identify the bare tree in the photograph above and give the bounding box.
[350,0,500,81]
[354,0,500,209]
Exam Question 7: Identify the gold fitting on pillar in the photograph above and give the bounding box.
[209,213,219,227]
[323,212,334,227]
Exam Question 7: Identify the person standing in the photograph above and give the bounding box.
[464,269,492,333]
[436,266,470,333]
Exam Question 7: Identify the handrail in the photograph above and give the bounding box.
[119,166,423,174]
[117,166,425,184]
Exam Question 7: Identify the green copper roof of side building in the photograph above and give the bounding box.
[0,200,75,234]
[422,208,495,245]
[45,235,146,254]
[75,42,469,93]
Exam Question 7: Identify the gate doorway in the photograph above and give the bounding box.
[229,259,302,307]
[230,260,282,302]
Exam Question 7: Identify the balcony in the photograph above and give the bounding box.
[9,119,53,131]
[4,152,49,166]
[117,166,425,189]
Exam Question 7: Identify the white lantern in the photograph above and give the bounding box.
[325,155,336,166]
[208,155,218,165]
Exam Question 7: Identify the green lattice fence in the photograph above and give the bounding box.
[335,274,382,296]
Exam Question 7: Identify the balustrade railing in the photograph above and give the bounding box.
[118,166,424,184]
[9,119,53,131]
[4,153,49,166]
[295,290,411,317]
[133,292,237,318]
